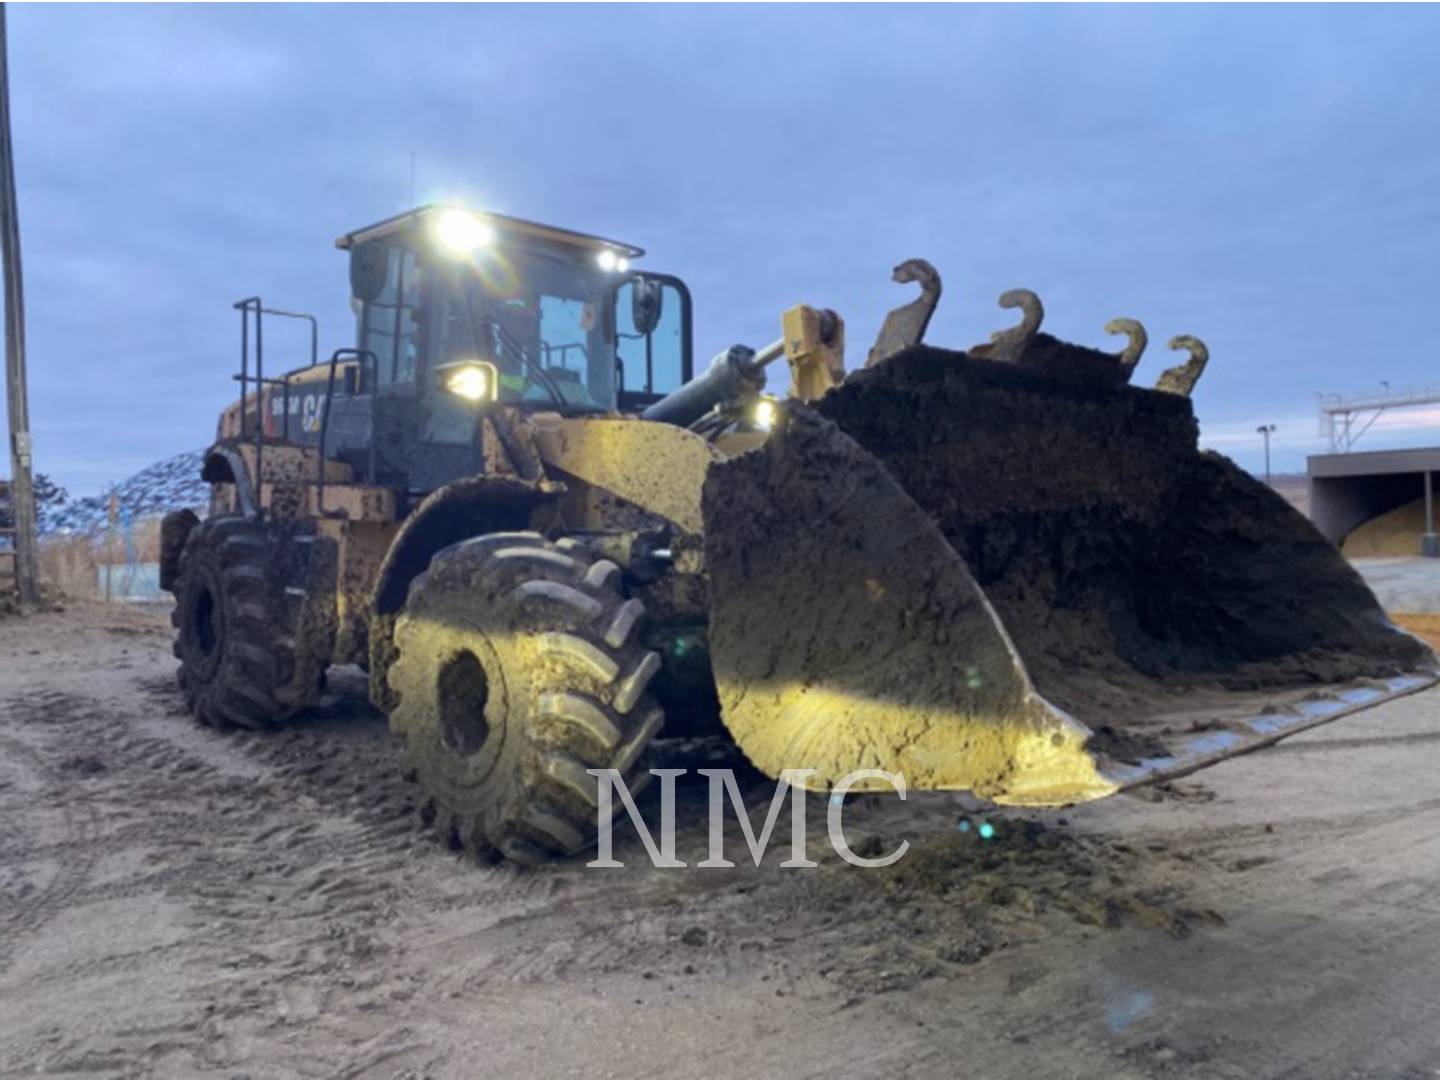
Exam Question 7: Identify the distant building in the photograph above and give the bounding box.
[1308,447,1439,558]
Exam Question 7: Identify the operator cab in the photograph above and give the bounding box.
[338,206,692,414]
[327,205,694,491]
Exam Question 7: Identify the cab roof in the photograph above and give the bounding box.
[334,204,645,259]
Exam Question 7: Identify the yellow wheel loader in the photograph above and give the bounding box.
[162,206,1437,865]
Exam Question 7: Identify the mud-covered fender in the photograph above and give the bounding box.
[371,474,566,616]
[201,444,257,517]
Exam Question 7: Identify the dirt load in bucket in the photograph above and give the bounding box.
[702,342,1431,790]
[703,401,1112,801]
[822,345,1431,711]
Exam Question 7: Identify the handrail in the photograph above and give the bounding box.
[232,298,320,517]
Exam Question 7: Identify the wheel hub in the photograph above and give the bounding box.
[437,651,491,757]
[193,587,217,657]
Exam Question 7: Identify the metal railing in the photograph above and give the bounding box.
[1318,383,1440,453]
[232,298,320,515]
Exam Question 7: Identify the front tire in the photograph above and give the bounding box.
[170,515,325,730]
[387,532,665,865]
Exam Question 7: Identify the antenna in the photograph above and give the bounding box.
[408,149,416,209]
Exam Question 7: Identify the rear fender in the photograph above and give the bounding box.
[201,444,257,518]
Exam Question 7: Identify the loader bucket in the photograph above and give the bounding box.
[702,345,1437,803]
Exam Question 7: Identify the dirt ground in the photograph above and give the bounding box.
[3,602,1440,1079]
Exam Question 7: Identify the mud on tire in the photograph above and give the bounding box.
[170,515,325,730]
[388,532,665,866]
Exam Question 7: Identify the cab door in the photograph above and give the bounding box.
[353,243,424,487]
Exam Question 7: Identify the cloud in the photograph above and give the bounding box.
[1200,414,1321,449]
[15,8,298,103]
[1371,406,1440,432]
[29,253,182,310]
[4,5,1439,498]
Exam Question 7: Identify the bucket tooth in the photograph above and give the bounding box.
[1104,317,1148,381]
[970,288,1044,363]
[1156,334,1209,397]
[866,258,942,368]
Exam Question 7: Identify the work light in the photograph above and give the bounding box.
[437,360,499,403]
[753,396,779,432]
[433,209,495,255]
[595,249,630,273]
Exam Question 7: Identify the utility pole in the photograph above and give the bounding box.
[0,5,38,605]
[1256,423,1277,487]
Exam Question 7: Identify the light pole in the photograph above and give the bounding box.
[0,5,40,606]
[1256,424,1277,487]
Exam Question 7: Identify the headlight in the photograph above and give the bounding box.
[433,209,495,255]
[753,396,778,432]
[438,360,498,402]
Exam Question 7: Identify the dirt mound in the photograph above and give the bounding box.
[1017,331,1133,386]
[1391,613,1440,651]
[1342,497,1431,558]
[701,403,1095,797]
[40,449,208,536]
[813,346,1429,718]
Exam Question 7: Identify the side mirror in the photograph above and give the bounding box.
[350,242,390,304]
[632,277,664,335]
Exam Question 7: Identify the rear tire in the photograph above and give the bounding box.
[388,532,665,866]
[170,515,325,730]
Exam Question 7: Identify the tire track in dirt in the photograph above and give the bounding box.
[0,695,103,973]
[7,634,1238,1074]
[2,671,450,1076]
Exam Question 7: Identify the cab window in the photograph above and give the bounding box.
[430,252,614,411]
[357,245,420,386]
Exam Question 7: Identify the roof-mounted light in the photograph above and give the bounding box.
[433,209,495,255]
[596,249,630,274]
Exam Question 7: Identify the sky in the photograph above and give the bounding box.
[4,3,1440,497]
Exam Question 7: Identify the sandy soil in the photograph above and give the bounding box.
[1343,499,1431,559]
[3,601,1440,1079]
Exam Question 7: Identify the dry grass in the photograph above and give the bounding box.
[38,533,100,600]
[37,517,165,602]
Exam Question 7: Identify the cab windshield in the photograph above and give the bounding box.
[432,246,617,412]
